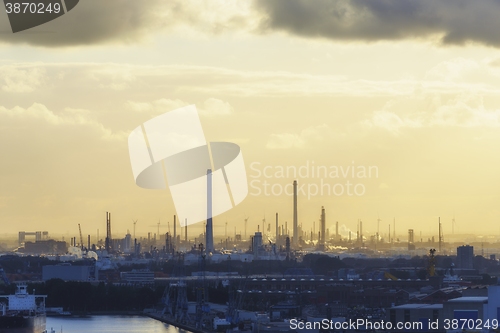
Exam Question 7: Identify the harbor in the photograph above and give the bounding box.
[45,315,190,333]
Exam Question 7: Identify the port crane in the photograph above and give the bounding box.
[0,265,10,286]
[78,224,84,250]
[132,219,138,240]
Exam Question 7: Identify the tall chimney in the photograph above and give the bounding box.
[360,220,363,243]
[105,212,112,253]
[173,215,177,247]
[293,180,298,247]
[321,206,326,246]
[357,220,359,241]
[336,221,339,239]
[275,213,279,243]
[438,217,442,252]
[393,218,396,242]
[205,169,214,254]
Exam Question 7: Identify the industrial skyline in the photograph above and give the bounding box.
[5,178,495,256]
[1,0,500,237]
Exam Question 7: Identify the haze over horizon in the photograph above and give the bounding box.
[1,0,499,239]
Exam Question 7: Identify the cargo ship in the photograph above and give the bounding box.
[0,283,47,333]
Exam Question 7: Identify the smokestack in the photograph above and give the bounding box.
[185,218,187,243]
[336,221,339,239]
[275,213,279,243]
[321,206,326,246]
[438,217,442,252]
[293,180,298,247]
[206,169,214,254]
[393,218,396,242]
[360,220,363,243]
[105,212,112,253]
[87,235,90,250]
[357,220,359,241]
[173,215,177,247]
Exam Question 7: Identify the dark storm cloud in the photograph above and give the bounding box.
[3,0,500,48]
[255,0,500,46]
[0,0,185,46]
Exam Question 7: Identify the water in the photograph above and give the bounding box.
[46,315,192,333]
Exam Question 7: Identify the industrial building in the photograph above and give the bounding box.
[18,231,49,246]
[389,304,443,332]
[42,264,97,281]
[457,245,474,269]
[120,270,155,285]
[20,240,67,255]
[389,285,500,332]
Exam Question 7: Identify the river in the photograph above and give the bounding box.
[46,315,193,333]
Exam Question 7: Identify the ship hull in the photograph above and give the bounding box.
[0,314,46,333]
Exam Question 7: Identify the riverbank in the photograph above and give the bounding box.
[47,310,205,332]
[146,313,206,333]
[46,315,186,333]
[48,310,143,317]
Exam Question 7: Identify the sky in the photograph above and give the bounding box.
[1,0,500,241]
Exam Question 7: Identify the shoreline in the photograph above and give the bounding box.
[47,310,143,317]
[48,311,207,333]
[146,313,207,333]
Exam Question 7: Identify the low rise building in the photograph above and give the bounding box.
[42,264,96,281]
[120,270,154,285]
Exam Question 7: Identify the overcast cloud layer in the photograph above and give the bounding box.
[256,0,500,46]
[0,0,256,46]
[2,0,500,47]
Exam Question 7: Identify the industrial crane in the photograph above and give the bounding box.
[132,219,138,240]
[78,223,84,250]
[0,265,10,286]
